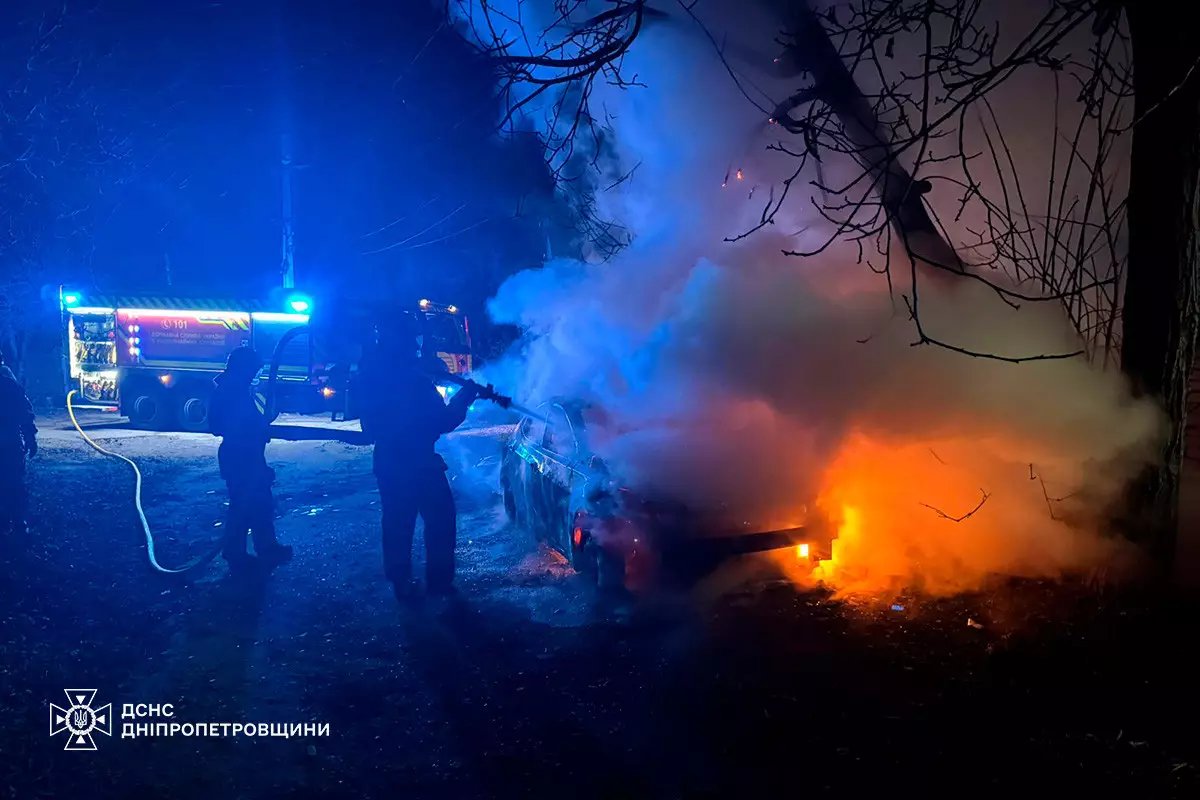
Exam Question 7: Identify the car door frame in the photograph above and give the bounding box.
[535,402,587,555]
[507,413,546,534]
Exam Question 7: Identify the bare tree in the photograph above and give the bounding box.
[1118,2,1200,564]
[0,2,132,383]
[769,0,1197,562]
[695,1,1123,365]
[454,1,1120,351]
[447,0,662,258]
[452,0,1200,565]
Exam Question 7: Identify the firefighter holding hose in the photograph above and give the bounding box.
[210,346,293,573]
[359,317,478,601]
[0,351,37,537]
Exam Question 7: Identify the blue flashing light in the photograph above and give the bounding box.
[62,291,81,308]
[251,311,310,324]
[285,293,312,314]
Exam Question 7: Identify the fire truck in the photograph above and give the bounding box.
[60,287,473,431]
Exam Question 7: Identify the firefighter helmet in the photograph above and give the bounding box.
[376,312,421,361]
[223,346,264,378]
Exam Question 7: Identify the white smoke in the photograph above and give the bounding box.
[458,0,1164,593]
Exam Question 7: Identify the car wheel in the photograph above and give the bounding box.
[596,545,627,592]
[564,511,589,571]
[580,539,600,584]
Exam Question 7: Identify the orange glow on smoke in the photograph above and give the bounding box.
[800,432,1120,597]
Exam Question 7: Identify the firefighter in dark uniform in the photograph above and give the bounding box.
[359,319,478,600]
[209,346,292,572]
[0,353,37,536]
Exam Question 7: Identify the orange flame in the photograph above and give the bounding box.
[799,432,1121,597]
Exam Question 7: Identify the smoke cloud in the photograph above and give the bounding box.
[463,0,1164,595]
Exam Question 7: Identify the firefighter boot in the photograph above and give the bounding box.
[257,543,294,566]
[391,578,421,604]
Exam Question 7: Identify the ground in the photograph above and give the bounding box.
[1,411,1198,799]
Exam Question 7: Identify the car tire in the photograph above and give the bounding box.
[563,511,590,572]
[580,539,601,584]
[596,545,626,593]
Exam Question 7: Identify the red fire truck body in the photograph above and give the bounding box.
[62,290,472,431]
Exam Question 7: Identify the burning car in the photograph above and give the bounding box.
[500,400,822,591]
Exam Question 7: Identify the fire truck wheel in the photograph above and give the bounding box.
[178,393,210,432]
[127,387,168,430]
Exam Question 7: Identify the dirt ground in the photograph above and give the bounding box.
[1,410,1198,799]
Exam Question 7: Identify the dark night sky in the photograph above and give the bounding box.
[2,0,553,310]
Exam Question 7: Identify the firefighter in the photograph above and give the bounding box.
[359,318,478,600]
[0,352,37,536]
[209,346,292,572]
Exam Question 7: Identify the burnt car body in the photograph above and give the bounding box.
[500,400,818,590]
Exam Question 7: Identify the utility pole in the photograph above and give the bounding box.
[280,131,295,289]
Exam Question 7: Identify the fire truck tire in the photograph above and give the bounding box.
[127,386,169,430]
[178,393,211,432]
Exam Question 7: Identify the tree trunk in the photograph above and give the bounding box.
[1120,3,1200,566]
[781,1,961,273]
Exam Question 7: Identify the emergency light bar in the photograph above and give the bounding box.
[67,306,312,324]
[119,308,251,322]
[251,312,311,324]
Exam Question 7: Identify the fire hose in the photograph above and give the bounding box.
[66,390,222,574]
[262,319,543,422]
[61,323,532,575]
[427,370,548,423]
[60,325,356,576]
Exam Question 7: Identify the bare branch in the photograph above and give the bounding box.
[920,488,991,522]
